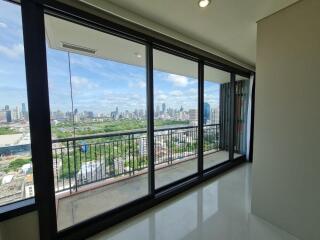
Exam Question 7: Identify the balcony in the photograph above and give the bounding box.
[51,124,240,230]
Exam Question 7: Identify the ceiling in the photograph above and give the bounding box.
[45,14,240,84]
[81,0,299,67]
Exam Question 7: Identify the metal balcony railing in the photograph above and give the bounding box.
[52,124,220,193]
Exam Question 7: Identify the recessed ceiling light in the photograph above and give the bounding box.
[198,0,211,8]
[134,52,142,58]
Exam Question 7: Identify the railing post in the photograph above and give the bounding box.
[79,146,82,186]
[94,143,98,181]
[99,142,102,181]
[112,142,115,177]
[128,134,131,176]
[170,129,173,164]
[66,141,72,194]
[132,134,136,175]
[73,139,78,192]
[132,136,135,174]
[130,134,135,176]
[167,130,170,164]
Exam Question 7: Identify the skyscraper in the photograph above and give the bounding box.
[21,103,26,113]
[162,103,166,113]
[204,102,211,124]
[21,103,28,120]
[5,110,12,123]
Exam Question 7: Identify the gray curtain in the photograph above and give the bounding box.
[219,80,250,155]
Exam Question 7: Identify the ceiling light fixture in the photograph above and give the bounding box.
[198,0,211,8]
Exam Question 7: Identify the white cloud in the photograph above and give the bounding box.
[0,22,7,28]
[166,74,189,87]
[157,94,168,101]
[170,90,183,97]
[128,80,146,89]
[0,43,24,59]
[70,56,103,71]
[188,88,198,94]
[71,76,98,90]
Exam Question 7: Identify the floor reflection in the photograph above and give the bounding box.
[90,163,298,240]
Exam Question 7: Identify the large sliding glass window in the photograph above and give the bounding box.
[0,0,253,234]
[203,66,231,170]
[0,1,34,207]
[45,15,148,230]
[153,50,198,189]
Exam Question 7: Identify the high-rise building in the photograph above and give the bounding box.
[6,110,12,123]
[162,103,166,113]
[21,103,26,113]
[111,107,119,120]
[0,111,6,123]
[21,103,28,120]
[204,102,211,124]
[12,107,21,121]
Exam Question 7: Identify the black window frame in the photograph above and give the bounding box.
[0,0,37,222]
[0,0,255,239]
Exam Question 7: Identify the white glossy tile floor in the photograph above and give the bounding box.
[89,163,299,240]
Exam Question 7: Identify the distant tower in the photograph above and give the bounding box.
[22,103,26,112]
[162,103,166,113]
[204,102,211,124]
[4,105,9,111]
[5,110,12,123]
[21,103,28,120]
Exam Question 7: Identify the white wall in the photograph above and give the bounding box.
[0,211,39,240]
[251,0,320,240]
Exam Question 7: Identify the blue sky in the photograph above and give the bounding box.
[0,1,220,115]
[0,1,28,110]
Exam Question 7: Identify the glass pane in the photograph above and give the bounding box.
[0,1,34,206]
[153,50,198,189]
[45,15,148,230]
[234,75,251,159]
[203,65,230,169]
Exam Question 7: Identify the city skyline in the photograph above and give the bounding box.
[0,0,220,117]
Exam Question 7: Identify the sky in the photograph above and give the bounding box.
[0,1,220,115]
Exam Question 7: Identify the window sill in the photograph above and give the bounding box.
[0,198,36,222]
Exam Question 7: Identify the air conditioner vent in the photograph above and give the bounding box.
[61,42,96,54]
